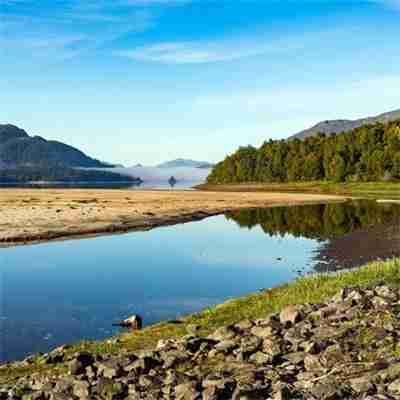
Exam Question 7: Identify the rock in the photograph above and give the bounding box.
[208,326,236,341]
[282,351,306,365]
[375,285,397,301]
[309,382,349,400]
[250,326,275,338]
[232,383,270,400]
[388,379,400,394]
[125,356,158,374]
[114,315,142,330]
[175,382,201,400]
[350,376,376,394]
[7,286,400,400]
[240,335,262,354]
[73,381,90,399]
[156,338,176,351]
[280,305,303,325]
[272,384,297,400]
[97,359,123,379]
[215,340,237,353]
[304,354,325,372]
[234,320,254,332]
[262,338,283,358]
[248,351,271,364]
[69,352,94,375]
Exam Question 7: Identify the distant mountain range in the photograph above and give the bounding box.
[290,109,400,140]
[0,124,111,168]
[156,158,214,169]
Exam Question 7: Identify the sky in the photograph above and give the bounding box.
[2,0,400,166]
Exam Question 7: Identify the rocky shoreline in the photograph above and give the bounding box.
[3,285,400,399]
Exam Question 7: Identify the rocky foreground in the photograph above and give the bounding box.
[3,285,400,399]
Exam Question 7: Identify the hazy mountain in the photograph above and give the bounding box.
[0,124,112,168]
[156,158,214,169]
[101,165,211,183]
[290,109,400,140]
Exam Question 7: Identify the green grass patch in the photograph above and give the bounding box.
[2,257,400,385]
[197,181,400,199]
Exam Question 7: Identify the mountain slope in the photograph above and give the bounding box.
[0,124,110,168]
[291,109,400,140]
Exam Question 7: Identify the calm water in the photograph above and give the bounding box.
[1,200,399,362]
[0,180,198,190]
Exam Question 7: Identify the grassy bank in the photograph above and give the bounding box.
[197,181,400,199]
[2,257,400,385]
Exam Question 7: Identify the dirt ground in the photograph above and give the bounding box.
[0,188,346,246]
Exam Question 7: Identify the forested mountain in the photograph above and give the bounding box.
[0,124,139,183]
[207,119,400,184]
[0,124,110,168]
[291,109,400,140]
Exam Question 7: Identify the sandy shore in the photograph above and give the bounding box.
[0,188,346,247]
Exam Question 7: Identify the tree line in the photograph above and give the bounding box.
[0,167,141,183]
[207,120,400,183]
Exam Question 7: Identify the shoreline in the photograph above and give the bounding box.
[0,188,347,248]
[2,257,400,392]
[196,181,400,198]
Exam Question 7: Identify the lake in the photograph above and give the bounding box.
[0,180,199,190]
[1,200,399,362]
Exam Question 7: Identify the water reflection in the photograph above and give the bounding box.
[225,200,400,271]
[1,200,399,362]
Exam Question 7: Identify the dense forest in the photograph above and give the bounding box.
[0,167,141,183]
[207,119,400,184]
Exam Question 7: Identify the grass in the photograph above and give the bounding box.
[2,257,400,385]
[197,181,400,199]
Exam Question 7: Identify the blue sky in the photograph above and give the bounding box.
[2,0,400,165]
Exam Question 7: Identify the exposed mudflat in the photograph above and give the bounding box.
[0,189,345,247]
[316,222,400,272]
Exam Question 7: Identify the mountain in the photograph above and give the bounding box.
[0,124,111,168]
[290,109,400,140]
[0,124,140,183]
[156,158,214,169]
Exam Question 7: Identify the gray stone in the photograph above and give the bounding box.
[280,305,303,325]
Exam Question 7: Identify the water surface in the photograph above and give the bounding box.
[1,200,399,362]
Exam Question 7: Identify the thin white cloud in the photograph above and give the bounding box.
[117,35,304,64]
[0,2,154,61]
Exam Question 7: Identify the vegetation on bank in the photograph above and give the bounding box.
[207,119,400,184]
[197,180,400,199]
[2,257,400,384]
